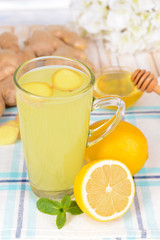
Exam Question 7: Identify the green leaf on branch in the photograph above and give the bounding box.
[56,210,66,229]
[61,195,71,209]
[37,198,60,215]
[67,201,83,215]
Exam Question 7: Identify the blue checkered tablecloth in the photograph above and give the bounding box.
[0,87,160,240]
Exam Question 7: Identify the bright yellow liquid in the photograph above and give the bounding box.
[94,71,143,109]
[17,66,93,197]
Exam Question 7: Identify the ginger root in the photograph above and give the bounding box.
[0,75,16,118]
[0,49,21,81]
[18,46,35,62]
[25,28,88,60]
[52,42,87,60]
[48,25,87,50]
[0,47,35,119]
[0,32,20,53]
[25,30,62,57]
[0,49,22,118]
[0,118,20,145]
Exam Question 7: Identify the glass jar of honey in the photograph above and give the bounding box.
[94,66,143,109]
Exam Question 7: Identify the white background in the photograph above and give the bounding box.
[0,0,73,25]
[0,0,71,10]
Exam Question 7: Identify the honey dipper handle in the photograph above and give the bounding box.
[154,85,160,95]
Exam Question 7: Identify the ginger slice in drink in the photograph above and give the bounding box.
[52,68,83,91]
[21,82,53,97]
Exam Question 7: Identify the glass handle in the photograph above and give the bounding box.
[87,97,125,147]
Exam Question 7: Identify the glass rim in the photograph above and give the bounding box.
[13,56,95,100]
[95,65,135,76]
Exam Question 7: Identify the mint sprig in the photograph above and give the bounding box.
[37,195,83,229]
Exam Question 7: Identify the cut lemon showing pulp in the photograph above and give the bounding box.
[52,68,83,91]
[21,82,53,97]
[74,160,135,221]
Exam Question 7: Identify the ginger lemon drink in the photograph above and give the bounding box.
[16,64,92,198]
[14,56,125,199]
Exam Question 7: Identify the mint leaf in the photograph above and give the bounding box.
[56,210,66,229]
[37,198,61,215]
[36,196,83,229]
[67,201,83,215]
[61,195,71,209]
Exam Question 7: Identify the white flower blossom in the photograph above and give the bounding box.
[77,4,106,34]
[106,10,130,31]
[71,0,160,53]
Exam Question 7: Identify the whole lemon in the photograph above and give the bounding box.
[85,121,148,175]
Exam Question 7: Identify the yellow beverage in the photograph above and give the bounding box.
[14,57,125,199]
[94,69,143,109]
[16,65,93,198]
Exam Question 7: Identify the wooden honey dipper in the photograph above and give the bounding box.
[131,69,160,95]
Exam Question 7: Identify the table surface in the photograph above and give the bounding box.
[0,18,160,240]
